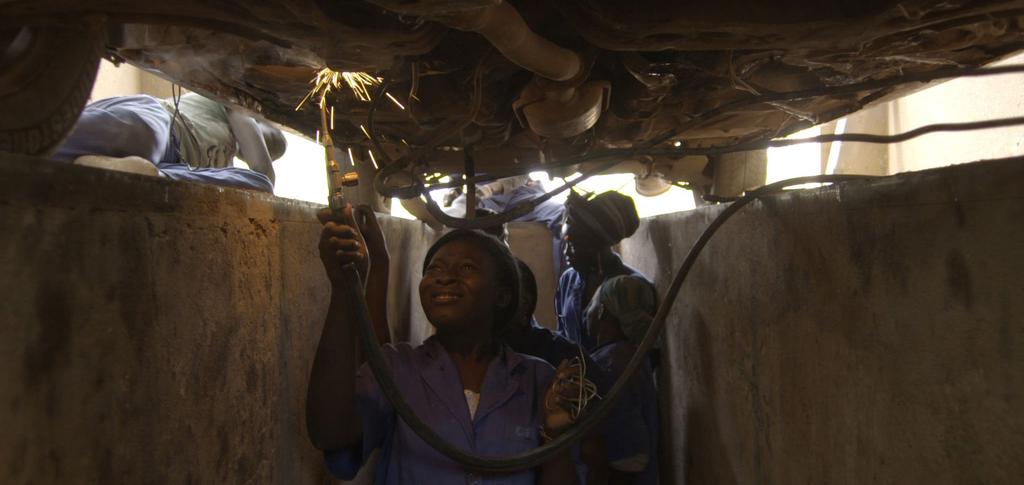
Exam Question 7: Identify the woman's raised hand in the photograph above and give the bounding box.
[318,204,369,285]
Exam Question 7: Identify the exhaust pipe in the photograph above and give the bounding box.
[445,2,581,82]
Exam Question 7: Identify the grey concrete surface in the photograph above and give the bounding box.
[0,154,561,484]
[3,153,1021,484]
[507,223,560,330]
[0,155,437,484]
[620,157,1024,485]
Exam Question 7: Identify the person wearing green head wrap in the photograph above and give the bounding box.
[584,275,658,348]
[582,275,660,484]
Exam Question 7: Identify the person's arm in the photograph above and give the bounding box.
[306,205,369,450]
[538,360,583,485]
[505,325,612,394]
[608,468,640,485]
[601,352,653,485]
[226,109,276,184]
[354,205,391,344]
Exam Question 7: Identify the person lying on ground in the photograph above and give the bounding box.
[582,275,660,485]
[51,93,285,192]
[445,175,565,239]
[307,206,582,484]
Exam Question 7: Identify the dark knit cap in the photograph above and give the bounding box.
[422,229,521,332]
[565,190,640,246]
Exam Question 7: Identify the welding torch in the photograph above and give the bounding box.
[321,105,360,213]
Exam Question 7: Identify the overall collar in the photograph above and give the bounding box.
[418,337,526,440]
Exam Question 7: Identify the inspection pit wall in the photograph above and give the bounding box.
[620,158,1023,485]
[2,155,1021,483]
[0,154,566,484]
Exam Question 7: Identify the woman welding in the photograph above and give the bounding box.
[306,205,581,484]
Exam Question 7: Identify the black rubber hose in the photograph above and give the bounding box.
[339,173,878,473]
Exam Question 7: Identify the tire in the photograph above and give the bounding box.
[0,22,103,156]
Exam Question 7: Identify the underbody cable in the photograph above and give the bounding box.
[410,115,1024,229]
[339,174,878,473]
[367,62,1024,229]
[648,63,1024,146]
[425,115,1024,195]
[371,63,486,200]
[421,157,622,230]
[670,115,1024,155]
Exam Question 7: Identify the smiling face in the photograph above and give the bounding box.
[419,239,508,337]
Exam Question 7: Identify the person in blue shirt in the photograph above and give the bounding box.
[309,205,582,484]
[51,94,284,192]
[477,177,566,240]
[556,190,655,352]
[445,176,566,239]
[583,275,660,485]
[503,259,610,393]
[503,259,617,484]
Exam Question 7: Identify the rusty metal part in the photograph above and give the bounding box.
[555,0,1024,51]
[365,0,500,17]
[0,12,292,47]
[507,52,609,139]
[635,174,671,197]
[443,2,582,82]
[3,0,1024,188]
[611,52,677,120]
[513,77,610,138]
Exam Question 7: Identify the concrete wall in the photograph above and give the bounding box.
[90,60,175,103]
[765,51,1024,181]
[0,155,436,484]
[886,52,1024,174]
[1,155,327,484]
[507,223,560,330]
[3,152,1021,484]
[620,158,1023,484]
[0,155,561,483]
